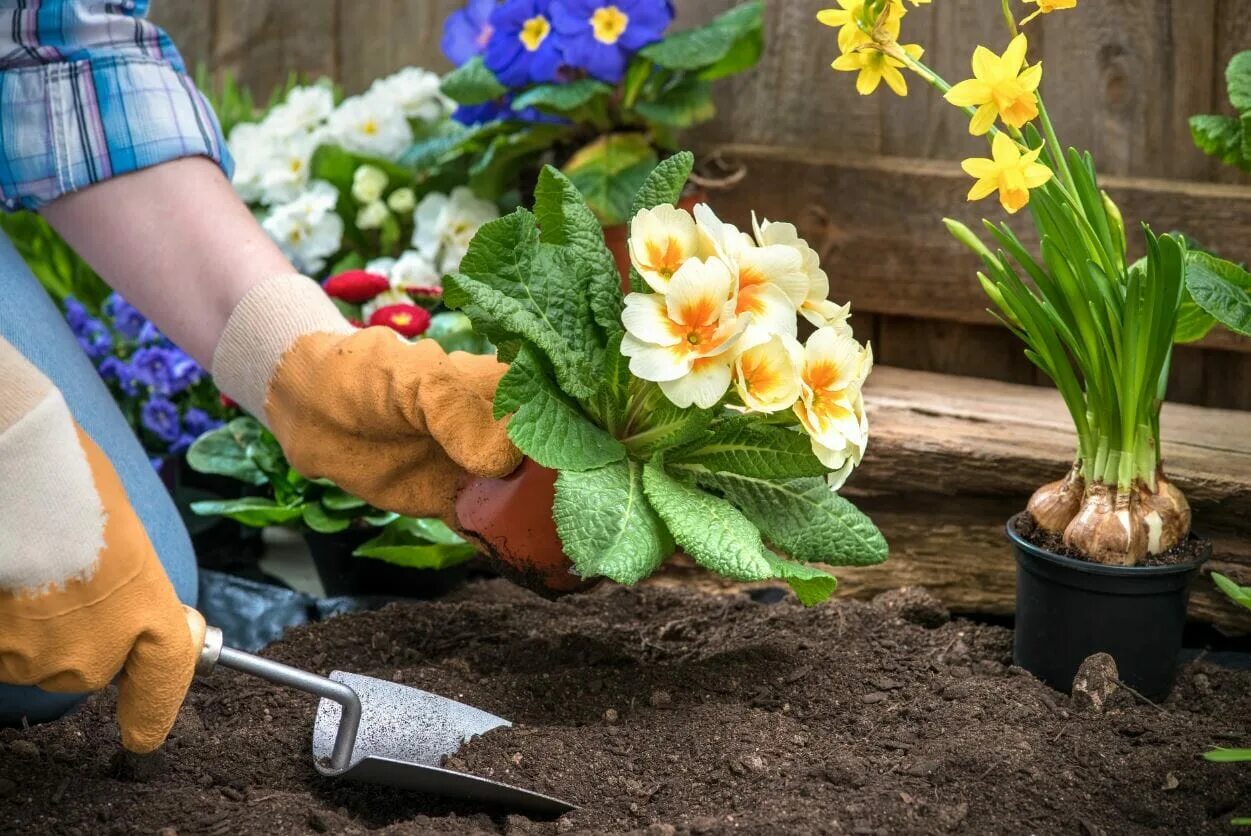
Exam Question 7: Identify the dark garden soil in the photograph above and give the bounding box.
[3,580,1251,835]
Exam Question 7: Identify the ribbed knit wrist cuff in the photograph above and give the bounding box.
[210,274,353,422]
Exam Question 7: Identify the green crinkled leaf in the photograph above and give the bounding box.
[621,394,713,457]
[635,78,716,129]
[563,133,658,226]
[190,497,303,528]
[186,418,267,485]
[640,1,763,72]
[1189,115,1249,171]
[1212,572,1251,612]
[553,460,673,585]
[440,57,507,105]
[672,418,827,479]
[765,555,838,607]
[1174,287,1217,343]
[631,151,695,217]
[532,165,623,338]
[589,333,635,433]
[700,473,888,567]
[320,487,367,511]
[470,125,565,200]
[445,210,601,397]
[494,344,626,471]
[642,460,775,581]
[512,79,613,113]
[1185,251,1251,337]
[1227,50,1251,112]
[353,517,478,569]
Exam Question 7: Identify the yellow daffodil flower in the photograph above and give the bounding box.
[1021,0,1077,26]
[817,0,903,53]
[962,132,1054,214]
[833,41,923,96]
[628,205,701,293]
[620,257,747,409]
[944,34,1042,135]
[734,334,805,414]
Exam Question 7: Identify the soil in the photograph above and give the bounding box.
[3,580,1251,835]
[1013,511,1211,568]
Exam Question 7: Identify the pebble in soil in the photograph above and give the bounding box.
[1,580,1250,835]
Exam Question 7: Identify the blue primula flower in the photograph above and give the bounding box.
[76,319,113,360]
[485,0,563,87]
[551,0,672,83]
[140,397,181,444]
[454,96,568,126]
[98,356,142,396]
[64,298,92,335]
[132,346,179,395]
[443,0,497,66]
[102,292,146,340]
[167,348,204,394]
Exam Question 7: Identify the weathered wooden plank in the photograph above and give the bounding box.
[700,145,1251,355]
[336,0,463,93]
[212,0,338,97]
[150,0,215,71]
[874,316,1041,386]
[1213,0,1251,186]
[833,365,1251,632]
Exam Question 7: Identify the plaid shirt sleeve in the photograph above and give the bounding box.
[0,0,233,211]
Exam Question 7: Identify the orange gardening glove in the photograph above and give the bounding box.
[0,338,205,753]
[210,275,522,524]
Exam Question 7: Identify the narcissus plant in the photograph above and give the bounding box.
[444,153,887,603]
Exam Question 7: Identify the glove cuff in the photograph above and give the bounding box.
[210,274,354,422]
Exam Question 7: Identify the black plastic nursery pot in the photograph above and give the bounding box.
[304,528,470,600]
[1007,513,1210,700]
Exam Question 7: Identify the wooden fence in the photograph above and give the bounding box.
[154,0,1251,409]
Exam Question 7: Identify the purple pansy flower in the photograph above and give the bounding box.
[102,292,146,340]
[140,397,181,443]
[137,320,165,346]
[98,356,142,396]
[443,0,498,66]
[167,348,204,393]
[485,0,563,87]
[551,0,672,83]
[182,407,222,437]
[76,319,113,360]
[64,298,92,334]
[132,346,177,395]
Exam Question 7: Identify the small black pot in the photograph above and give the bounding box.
[1008,514,1210,700]
[304,528,469,600]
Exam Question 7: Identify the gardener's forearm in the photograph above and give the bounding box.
[41,156,294,367]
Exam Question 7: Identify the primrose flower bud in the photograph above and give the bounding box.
[356,200,391,231]
[387,187,416,213]
[351,164,388,203]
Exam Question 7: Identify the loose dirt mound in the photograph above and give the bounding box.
[2,580,1249,834]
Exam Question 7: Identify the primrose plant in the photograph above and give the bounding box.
[445,152,887,604]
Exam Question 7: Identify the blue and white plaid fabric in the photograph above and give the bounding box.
[0,0,232,211]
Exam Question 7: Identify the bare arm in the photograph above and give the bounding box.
[41,157,294,367]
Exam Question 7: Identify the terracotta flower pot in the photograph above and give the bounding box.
[603,191,705,290]
[456,459,597,597]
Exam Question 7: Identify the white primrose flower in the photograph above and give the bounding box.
[793,326,873,487]
[368,66,453,122]
[387,187,416,214]
[365,256,397,276]
[734,333,805,413]
[694,204,805,343]
[752,213,853,331]
[355,200,390,231]
[621,257,750,409]
[263,84,334,137]
[227,121,271,203]
[325,94,414,160]
[413,187,499,273]
[628,204,701,293]
[257,131,320,206]
[261,181,344,275]
[390,250,441,290]
[351,164,388,204]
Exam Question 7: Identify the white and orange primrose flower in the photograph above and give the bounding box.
[621,256,748,409]
[693,204,804,341]
[734,334,805,413]
[794,326,873,488]
[628,205,702,293]
[751,213,853,331]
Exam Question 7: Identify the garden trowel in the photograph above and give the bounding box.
[193,619,574,817]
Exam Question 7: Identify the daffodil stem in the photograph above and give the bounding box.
[1035,94,1076,193]
[1000,0,1020,37]
[894,51,1005,138]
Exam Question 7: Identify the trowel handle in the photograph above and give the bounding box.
[189,610,362,772]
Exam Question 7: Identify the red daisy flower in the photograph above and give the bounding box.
[368,303,432,338]
[323,270,391,303]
